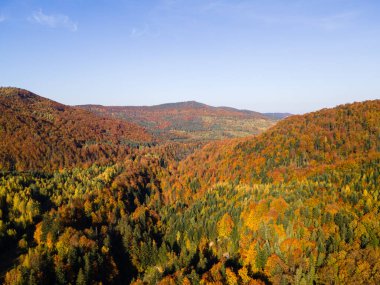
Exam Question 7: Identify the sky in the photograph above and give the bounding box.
[0,0,379,114]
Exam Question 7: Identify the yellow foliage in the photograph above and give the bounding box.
[157,276,176,285]
[242,242,258,272]
[217,213,234,238]
[225,268,238,285]
[46,232,54,249]
[238,267,251,284]
[4,268,23,285]
[101,245,109,254]
[34,222,43,244]
[274,224,286,242]
[264,254,288,282]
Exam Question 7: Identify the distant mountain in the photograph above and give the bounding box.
[79,101,277,141]
[262,112,292,119]
[0,87,152,171]
[149,101,209,109]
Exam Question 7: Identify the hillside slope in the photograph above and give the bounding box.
[0,98,379,284]
[152,99,380,284]
[166,100,380,200]
[79,101,276,141]
[0,87,152,171]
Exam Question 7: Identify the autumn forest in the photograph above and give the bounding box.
[0,87,379,285]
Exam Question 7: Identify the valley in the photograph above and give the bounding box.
[0,87,379,284]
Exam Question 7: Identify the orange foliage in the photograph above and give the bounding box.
[0,87,152,171]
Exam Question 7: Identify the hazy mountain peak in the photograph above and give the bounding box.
[153,101,208,109]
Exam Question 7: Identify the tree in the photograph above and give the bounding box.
[217,213,234,239]
[76,268,87,285]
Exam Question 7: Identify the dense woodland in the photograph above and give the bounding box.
[0,88,152,171]
[0,88,379,284]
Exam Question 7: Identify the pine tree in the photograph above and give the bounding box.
[76,268,86,285]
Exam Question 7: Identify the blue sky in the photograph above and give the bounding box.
[1,0,379,113]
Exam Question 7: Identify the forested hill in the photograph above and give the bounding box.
[151,99,380,284]
[79,101,276,141]
[166,100,380,201]
[0,87,152,171]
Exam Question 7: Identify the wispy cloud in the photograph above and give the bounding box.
[314,12,358,31]
[130,24,160,38]
[198,1,359,31]
[160,0,184,8]
[130,25,149,37]
[246,11,359,31]
[29,9,77,31]
[0,15,6,23]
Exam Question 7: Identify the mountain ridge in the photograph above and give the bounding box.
[78,101,277,141]
[0,87,153,171]
[78,100,270,118]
